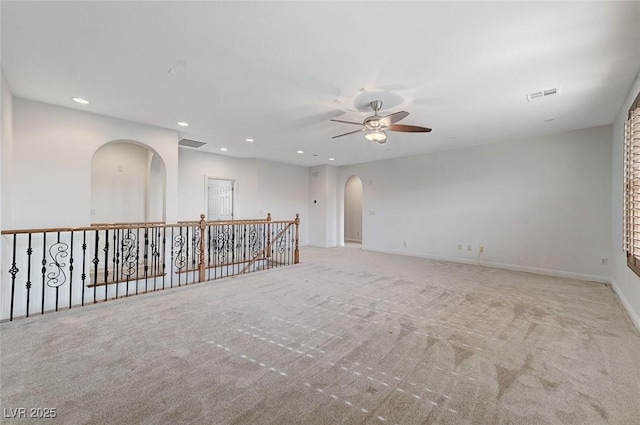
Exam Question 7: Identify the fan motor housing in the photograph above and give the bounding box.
[363,115,383,129]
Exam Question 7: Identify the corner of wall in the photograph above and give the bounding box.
[611,278,640,335]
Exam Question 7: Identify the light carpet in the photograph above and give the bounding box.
[1,247,639,424]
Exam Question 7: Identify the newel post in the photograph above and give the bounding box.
[198,214,206,282]
[294,213,300,264]
[266,213,272,259]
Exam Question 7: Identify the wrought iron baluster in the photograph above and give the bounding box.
[103,228,109,301]
[112,229,117,294]
[162,227,166,290]
[69,231,74,308]
[55,232,60,310]
[170,226,175,288]
[207,225,212,281]
[26,233,33,318]
[176,226,185,287]
[144,227,149,293]
[151,228,159,290]
[42,232,47,314]
[191,226,198,283]
[46,231,69,311]
[225,225,230,278]
[121,229,136,297]
[212,224,218,280]
[186,225,190,285]
[243,224,247,274]
[81,231,87,306]
[9,234,18,321]
[135,228,140,295]
[290,225,294,265]
[93,229,99,304]
[185,225,190,285]
[114,229,119,299]
[263,222,268,270]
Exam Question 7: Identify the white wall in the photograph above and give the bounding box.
[611,71,640,331]
[338,126,612,282]
[178,148,308,244]
[254,159,308,227]
[9,98,179,228]
[1,69,13,229]
[344,175,363,242]
[308,165,338,247]
[91,142,153,223]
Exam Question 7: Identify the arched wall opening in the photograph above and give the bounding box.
[91,140,166,223]
[344,175,363,244]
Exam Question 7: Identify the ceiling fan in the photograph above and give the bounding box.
[331,100,432,144]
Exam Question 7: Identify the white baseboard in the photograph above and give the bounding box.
[365,247,610,284]
[610,278,640,334]
[344,238,362,243]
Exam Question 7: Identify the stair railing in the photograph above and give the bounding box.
[1,213,299,321]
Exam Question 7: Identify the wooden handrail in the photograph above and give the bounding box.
[90,221,166,227]
[0,216,288,235]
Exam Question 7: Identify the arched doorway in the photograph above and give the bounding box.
[344,175,363,244]
[91,141,166,223]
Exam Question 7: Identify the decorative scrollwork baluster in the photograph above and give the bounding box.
[121,231,137,278]
[9,234,19,321]
[46,241,69,288]
[248,224,262,258]
[174,233,187,272]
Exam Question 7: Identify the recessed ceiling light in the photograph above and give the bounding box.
[72,97,90,105]
[329,158,335,161]
[544,118,555,122]
[245,138,254,142]
[220,147,228,152]
[448,136,457,140]
[297,150,304,154]
[177,122,189,127]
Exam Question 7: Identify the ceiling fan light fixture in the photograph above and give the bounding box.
[365,129,387,144]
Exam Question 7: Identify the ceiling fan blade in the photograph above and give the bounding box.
[388,124,432,133]
[330,119,363,126]
[379,111,409,125]
[332,129,364,139]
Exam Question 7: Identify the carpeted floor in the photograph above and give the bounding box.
[1,246,639,425]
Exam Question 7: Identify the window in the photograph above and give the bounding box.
[624,90,640,275]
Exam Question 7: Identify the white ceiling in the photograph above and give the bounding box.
[2,1,640,167]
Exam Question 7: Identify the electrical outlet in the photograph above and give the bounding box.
[480,246,485,252]
[467,245,472,251]
[601,258,608,265]
[90,208,96,215]
[369,210,376,215]
[457,244,462,250]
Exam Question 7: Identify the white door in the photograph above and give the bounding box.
[207,179,234,220]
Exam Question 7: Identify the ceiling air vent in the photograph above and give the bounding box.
[178,138,206,148]
[526,87,558,102]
